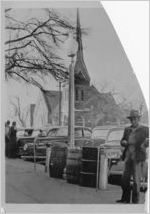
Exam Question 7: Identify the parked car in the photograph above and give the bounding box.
[101,127,125,175]
[91,126,125,176]
[87,126,124,179]
[91,125,116,146]
[20,126,93,160]
[17,127,49,157]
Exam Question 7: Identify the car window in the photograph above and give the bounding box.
[48,127,68,137]
[84,129,92,138]
[32,130,40,137]
[107,130,124,142]
[47,127,91,138]
[75,129,82,137]
[17,130,25,137]
[38,130,47,137]
[55,127,68,136]
[92,129,109,139]
[24,129,33,136]
[48,129,57,137]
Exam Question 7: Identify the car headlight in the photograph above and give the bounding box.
[24,144,28,150]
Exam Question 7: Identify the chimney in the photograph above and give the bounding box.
[30,104,35,127]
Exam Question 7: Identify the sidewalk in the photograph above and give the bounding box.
[5,158,145,204]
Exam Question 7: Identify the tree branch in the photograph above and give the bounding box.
[5,41,31,52]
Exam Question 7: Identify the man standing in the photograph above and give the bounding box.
[5,120,10,157]
[9,121,17,158]
[116,109,149,204]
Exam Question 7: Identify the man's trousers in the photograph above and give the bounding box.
[121,158,143,203]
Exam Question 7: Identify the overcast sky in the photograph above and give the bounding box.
[4,2,148,120]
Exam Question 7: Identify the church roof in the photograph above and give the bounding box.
[89,85,117,105]
[41,89,60,113]
[74,9,90,83]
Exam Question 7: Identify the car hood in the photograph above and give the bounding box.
[93,139,105,147]
[74,139,93,147]
[32,137,93,148]
[17,136,35,140]
[103,141,121,148]
[37,136,67,141]
[82,139,105,147]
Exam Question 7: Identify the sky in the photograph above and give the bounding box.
[3,1,149,120]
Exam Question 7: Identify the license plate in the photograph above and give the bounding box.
[106,150,121,159]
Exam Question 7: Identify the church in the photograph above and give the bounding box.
[61,9,124,128]
[32,9,125,129]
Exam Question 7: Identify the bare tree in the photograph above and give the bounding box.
[5,9,76,87]
[10,96,30,127]
[139,100,144,115]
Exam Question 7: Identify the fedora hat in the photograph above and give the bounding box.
[127,109,141,119]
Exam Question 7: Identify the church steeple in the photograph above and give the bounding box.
[74,8,90,84]
[76,8,83,54]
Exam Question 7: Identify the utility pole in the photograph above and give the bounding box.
[68,57,75,148]
[59,81,62,126]
[65,31,78,148]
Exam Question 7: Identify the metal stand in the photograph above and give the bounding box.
[96,147,100,191]
[33,136,38,172]
[45,146,51,175]
[68,57,75,148]
[99,147,108,190]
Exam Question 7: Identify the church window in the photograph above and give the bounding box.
[81,90,84,101]
[76,88,79,101]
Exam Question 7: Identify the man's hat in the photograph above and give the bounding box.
[127,109,141,119]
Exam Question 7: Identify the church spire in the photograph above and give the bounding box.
[75,8,90,83]
[76,8,83,52]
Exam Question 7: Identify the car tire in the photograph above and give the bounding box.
[49,146,67,179]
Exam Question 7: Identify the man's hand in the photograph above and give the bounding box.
[121,140,128,147]
[144,138,149,147]
[141,138,149,149]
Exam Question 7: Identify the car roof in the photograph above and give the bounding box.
[47,126,92,131]
[93,125,125,129]
[92,125,118,131]
[17,127,39,129]
[107,127,125,131]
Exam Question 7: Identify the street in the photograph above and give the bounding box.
[5,158,146,204]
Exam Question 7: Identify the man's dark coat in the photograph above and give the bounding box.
[121,125,149,162]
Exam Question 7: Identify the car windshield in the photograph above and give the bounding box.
[48,127,68,137]
[107,129,124,142]
[74,129,83,137]
[47,127,91,138]
[92,129,109,139]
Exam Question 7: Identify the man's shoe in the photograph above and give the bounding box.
[116,199,130,203]
[116,199,125,203]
